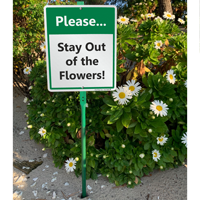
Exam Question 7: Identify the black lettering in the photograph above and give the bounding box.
[102,43,106,51]
[86,42,93,51]
[77,73,86,79]
[69,73,76,80]
[58,43,64,51]
[93,73,97,79]
[66,59,73,66]
[86,73,92,79]
[66,71,69,80]
[97,73,101,79]
[60,71,65,80]
[93,59,98,65]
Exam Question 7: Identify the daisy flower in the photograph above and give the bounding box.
[124,80,142,96]
[139,153,145,158]
[23,97,28,103]
[152,149,161,162]
[150,100,169,117]
[38,127,46,136]
[28,86,33,90]
[112,86,132,105]
[157,135,168,145]
[155,16,163,22]
[154,40,163,49]
[166,69,176,84]
[185,15,187,19]
[163,11,175,20]
[65,158,76,173]
[181,132,187,148]
[184,80,187,88]
[23,67,32,74]
[117,16,129,24]
[146,13,155,18]
[40,42,46,52]
[178,18,185,24]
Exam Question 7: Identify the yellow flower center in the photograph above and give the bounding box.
[158,138,164,142]
[119,92,125,99]
[156,105,163,111]
[26,68,29,72]
[169,74,173,80]
[148,14,151,17]
[121,18,126,22]
[154,152,157,157]
[44,45,46,49]
[129,86,135,91]
[42,130,46,134]
[167,14,171,18]
[157,43,161,47]
[69,162,73,167]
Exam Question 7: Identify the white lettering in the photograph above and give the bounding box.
[56,16,63,26]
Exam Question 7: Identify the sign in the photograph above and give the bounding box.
[44,5,117,92]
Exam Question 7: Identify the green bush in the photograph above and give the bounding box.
[24,7,187,188]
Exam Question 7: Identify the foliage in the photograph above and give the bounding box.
[21,2,187,188]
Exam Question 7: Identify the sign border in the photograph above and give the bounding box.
[44,5,117,92]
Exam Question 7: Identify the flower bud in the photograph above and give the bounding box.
[75,157,79,161]
[182,162,185,165]
[67,123,71,127]
[27,121,29,124]
[129,170,132,174]
[175,162,178,165]
[121,144,125,148]
[96,154,99,158]
[151,116,155,119]
[171,147,174,151]
[90,153,93,157]
[75,144,78,147]
[44,101,47,104]
[106,174,109,178]
[128,181,131,185]
[149,111,153,115]
[169,98,173,102]
[69,96,73,99]
[52,99,55,102]
[160,166,163,169]
[27,125,32,129]
[103,155,107,159]
[40,113,44,117]
[148,129,152,133]
[89,119,92,123]
[93,92,96,94]
[66,108,70,111]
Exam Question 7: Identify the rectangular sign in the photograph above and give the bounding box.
[44,5,117,92]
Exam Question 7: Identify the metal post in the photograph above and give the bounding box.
[77,2,86,198]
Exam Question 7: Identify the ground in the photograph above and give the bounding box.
[13,87,187,200]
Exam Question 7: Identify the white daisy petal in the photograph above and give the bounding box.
[152,149,161,162]
[117,16,129,24]
[163,11,175,20]
[112,86,132,105]
[124,80,142,96]
[157,135,168,145]
[181,132,187,148]
[178,18,185,24]
[40,42,46,52]
[65,158,76,173]
[150,100,169,117]
[23,67,32,74]
[38,127,46,136]
[154,40,163,49]
[166,69,176,84]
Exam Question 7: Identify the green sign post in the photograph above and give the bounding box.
[44,2,116,198]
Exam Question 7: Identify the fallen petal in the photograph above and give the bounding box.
[97,174,101,177]
[46,191,51,194]
[32,190,37,197]
[101,185,105,189]
[45,165,49,168]
[53,172,58,175]
[19,131,24,135]
[43,153,48,158]
[42,169,45,171]
[95,180,98,184]
[90,191,94,193]
[33,178,38,181]
[22,178,27,182]
[64,182,69,186]
[52,191,56,199]
[51,177,57,182]
[87,185,92,190]
[30,182,36,187]
[29,160,35,162]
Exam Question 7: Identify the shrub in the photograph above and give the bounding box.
[25,6,187,188]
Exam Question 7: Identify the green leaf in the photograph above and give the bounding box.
[139,131,148,137]
[116,119,123,132]
[100,131,105,139]
[142,74,148,87]
[88,136,95,146]
[103,96,116,107]
[109,108,123,123]
[134,123,142,134]
[88,159,95,168]
[170,150,177,157]
[144,143,150,150]
[128,121,138,128]
[121,112,132,128]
